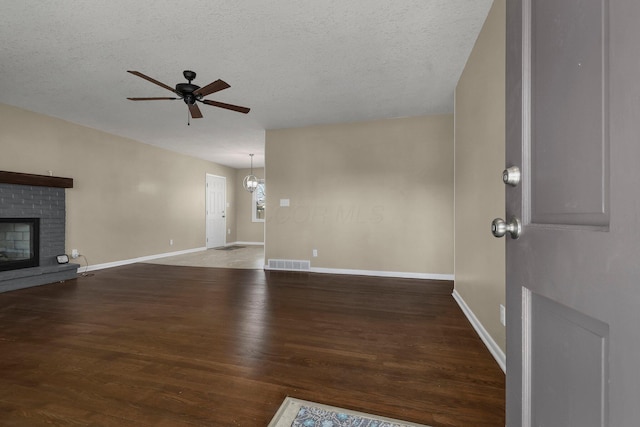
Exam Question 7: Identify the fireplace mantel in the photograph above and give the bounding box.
[0,171,73,189]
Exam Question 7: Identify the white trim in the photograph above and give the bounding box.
[452,289,506,372]
[311,267,453,281]
[82,247,207,272]
[263,265,454,281]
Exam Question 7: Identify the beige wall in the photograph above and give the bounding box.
[235,167,265,243]
[0,103,237,266]
[265,115,454,275]
[454,0,506,352]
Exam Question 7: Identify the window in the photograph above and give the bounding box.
[252,180,265,222]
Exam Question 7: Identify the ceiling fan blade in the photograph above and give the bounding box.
[127,71,179,95]
[127,97,178,101]
[188,103,203,119]
[193,79,230,97]
[201,99,250,114]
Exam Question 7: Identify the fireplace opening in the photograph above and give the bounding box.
[0,218,40,272]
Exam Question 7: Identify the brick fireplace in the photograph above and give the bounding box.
[0,171,78,293]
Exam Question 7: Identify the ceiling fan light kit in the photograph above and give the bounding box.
[127,70,250,120]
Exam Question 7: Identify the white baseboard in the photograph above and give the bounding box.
[263,264,454,281]
[311,267,453,281]
[81,247,207,272]
[452,289,506,372]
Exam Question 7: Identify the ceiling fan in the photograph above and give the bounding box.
[127,70,250,120]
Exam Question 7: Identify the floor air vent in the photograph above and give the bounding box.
[267,259,311,271]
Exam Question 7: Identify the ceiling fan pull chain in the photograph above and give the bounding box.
[187,109,190,126]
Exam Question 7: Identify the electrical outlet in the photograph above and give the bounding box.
[170,239,173,246]
[228,228,231,235]
[312,249,318,257]
[500,304,506,326]
[71,249,79,259]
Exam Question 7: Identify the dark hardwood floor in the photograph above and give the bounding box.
[0,264,504,426]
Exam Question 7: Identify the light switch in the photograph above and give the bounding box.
[280,199,290,207]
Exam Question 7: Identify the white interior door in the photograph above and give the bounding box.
[206,174,226,248]
[505,0,640,425]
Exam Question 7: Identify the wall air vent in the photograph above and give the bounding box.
[267,259,311,271]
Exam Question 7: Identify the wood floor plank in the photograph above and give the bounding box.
[0,264,504,426]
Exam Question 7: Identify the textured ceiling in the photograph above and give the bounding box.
[0,0,492,168]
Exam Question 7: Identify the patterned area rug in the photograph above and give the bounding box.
[268,397,431,427]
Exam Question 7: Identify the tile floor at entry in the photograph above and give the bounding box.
[145,245,264,269]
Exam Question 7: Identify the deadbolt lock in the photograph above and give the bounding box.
[502,166,521,186]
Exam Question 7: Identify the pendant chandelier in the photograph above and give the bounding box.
[243,153,259,193]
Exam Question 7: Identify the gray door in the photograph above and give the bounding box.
[505,0,640,425]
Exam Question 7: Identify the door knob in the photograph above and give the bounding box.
[502,166,521,186]
[491,217,521,239]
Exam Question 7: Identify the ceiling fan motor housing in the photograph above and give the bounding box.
[176,82,201,104]
[177,71,201,104]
